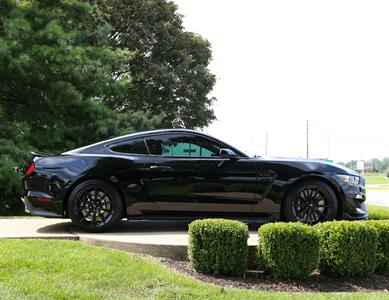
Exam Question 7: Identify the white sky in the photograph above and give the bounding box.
[174,0,389,162]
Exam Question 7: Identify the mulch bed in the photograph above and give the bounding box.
[161,258,389,292]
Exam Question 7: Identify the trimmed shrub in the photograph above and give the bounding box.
[367,220,389,273]
[317,221,379,277]
[257,222,319,279]
[188,219,249,276]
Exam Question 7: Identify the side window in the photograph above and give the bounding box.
[109,138,148,154]
[145,134,223,157]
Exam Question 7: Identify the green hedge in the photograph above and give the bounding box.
[188,219,249,276]
[367,220,389,273]
[257,222,319,279]
[317,221,379,277]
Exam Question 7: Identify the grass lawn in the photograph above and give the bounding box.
[364,173,389,185]
[0,240,387,300]
[367,204,389,220]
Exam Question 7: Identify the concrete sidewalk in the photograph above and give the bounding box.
[0,219,259,262]
[0,219,259,244]
[0,219,76,239]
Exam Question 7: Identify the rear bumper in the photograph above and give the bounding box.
[22,169,65,218]
[21,195,62,218]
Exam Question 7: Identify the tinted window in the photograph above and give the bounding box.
[145,134,224,157]
[109,138,148,154]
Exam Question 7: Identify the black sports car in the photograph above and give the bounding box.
[21,129,368,232]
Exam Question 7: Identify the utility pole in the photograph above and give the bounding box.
[265,131,268,156]
[327,128,330,160]
[306,120,309,158]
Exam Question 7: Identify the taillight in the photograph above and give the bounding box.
[25,163,35,175]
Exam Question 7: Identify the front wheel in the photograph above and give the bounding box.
[68,180,124,232]
[283,180,338,225]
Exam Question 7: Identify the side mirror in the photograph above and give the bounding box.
[219,148,238,160]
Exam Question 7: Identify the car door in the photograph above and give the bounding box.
[107,137,160,216]
[142,132,271,216]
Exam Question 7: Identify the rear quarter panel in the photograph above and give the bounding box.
[31,154,149,216]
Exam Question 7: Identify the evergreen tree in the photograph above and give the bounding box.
[0,0,161,214]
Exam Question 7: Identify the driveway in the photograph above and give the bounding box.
[0,218,259,263]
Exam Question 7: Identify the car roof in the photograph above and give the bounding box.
[63,128,248,157]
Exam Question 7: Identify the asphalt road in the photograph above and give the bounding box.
[366,189,389,207]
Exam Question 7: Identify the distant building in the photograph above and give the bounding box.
[356,160,373,173]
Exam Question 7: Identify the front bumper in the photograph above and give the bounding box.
[339,178,368,220]
[343,201,368,220]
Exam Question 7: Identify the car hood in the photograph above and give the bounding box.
[250,156,360,176]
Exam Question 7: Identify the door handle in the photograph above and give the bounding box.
[149,165,172,171]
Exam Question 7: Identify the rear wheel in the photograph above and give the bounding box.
[283,179,338,224]
[68,180,124,232]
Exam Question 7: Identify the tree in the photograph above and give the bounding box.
[97,0,217,128]
[0,0,216,215]
[0,0,161,214]
[371,158,389,173]
[345,160,357,171]
[0,122,31,215]
[0,0,132,147]
[372,158,384,173]
[382,157,389,173]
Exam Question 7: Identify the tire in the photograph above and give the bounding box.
[283,179,338,225]
[68,179,124,232]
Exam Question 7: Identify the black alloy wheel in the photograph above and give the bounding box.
[283,179,338,224]
[68,180,124,232]
[78,189,113,225]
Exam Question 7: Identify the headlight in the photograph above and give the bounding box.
[337,174,360,185]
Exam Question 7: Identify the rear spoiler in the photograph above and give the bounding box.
[31,151,53,159]
[15,151,53,174]
[31,151,54,164]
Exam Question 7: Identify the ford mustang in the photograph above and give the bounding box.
[21,129,368,232]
